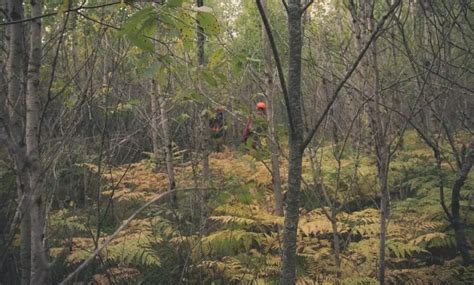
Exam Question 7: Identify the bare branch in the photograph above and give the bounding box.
[301,0,401,150]
[255,0,294,131]
[281,0,288,12]
[301,0,314,14]
[59,187,212,285]
[0,1,121,26]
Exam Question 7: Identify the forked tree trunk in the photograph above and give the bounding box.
[261,0,284,216]
[281,1,305,283]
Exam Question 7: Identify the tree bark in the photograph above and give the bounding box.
[158,87,177,207]
[150,81,161,171]
[152,9,176,207]
[281,1,305,284]
[26,0,50,283]
[451,137,473,265]
[5,0,31,284]
[196,0,210,189]
[261,0,284,216]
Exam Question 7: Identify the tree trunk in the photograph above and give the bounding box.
[26,0,50,283]
[5,0,31,284]
[152,10,176,206]
[158,90,177,207]
[451,137,473,265]
[350,1,391,283]
[261,0,283,216]
[196,0,210,189]
[150,81,161,172]
[281,1,305,284]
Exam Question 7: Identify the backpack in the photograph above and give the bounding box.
[210,110,225,138]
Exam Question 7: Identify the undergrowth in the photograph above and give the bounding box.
[47,132,473,284]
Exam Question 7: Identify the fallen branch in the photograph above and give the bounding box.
[59,187,210,285]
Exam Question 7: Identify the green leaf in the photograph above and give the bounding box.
[121,7,157,51]
[186,91,206,103]
[202,70,218,87]
[122,7,155,35]
[215,72,227,84]
[175,10,195,50]
[208,48,225,69]
[231,56,245,77]
[197,9,219,35]
[128,33,154,51]
[167,0,183,8]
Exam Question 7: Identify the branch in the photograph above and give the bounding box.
[0,1,121,26]
[301,0,401,150]
[59,187,210,285]
[281,0,288,12]
[255,0,294,131]
[301,0,314,14]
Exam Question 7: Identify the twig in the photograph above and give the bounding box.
[0,1,122,26]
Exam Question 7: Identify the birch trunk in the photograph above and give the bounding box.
[26,0,50,283]
[159,93,177,206]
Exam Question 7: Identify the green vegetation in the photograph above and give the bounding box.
[42,133,473,284]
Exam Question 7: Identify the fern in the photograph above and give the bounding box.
[209,215,256,227]
[386,239,429,259]
[200,229,261,257]
[342,277,378,285]
[411,232,456,249]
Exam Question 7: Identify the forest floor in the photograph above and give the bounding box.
[48,132,474,284]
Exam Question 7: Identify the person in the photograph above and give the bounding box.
[209,107,225,151]
[242,101,267,148]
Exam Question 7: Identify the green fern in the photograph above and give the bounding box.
[386,239,429,259]
[411,232,456,249]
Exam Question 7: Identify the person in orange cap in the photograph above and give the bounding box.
[242,102,267,148]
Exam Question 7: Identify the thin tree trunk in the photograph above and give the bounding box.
[152,10,176,207]
[196,0,209,189]
[26,0,50,283]
[158,89,177,206]
[261,0,283,216]
[150,81,161,171]
[281,1,305,283]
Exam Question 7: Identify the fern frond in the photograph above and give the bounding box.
[411,232,456,249]
[386,239,429,259]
